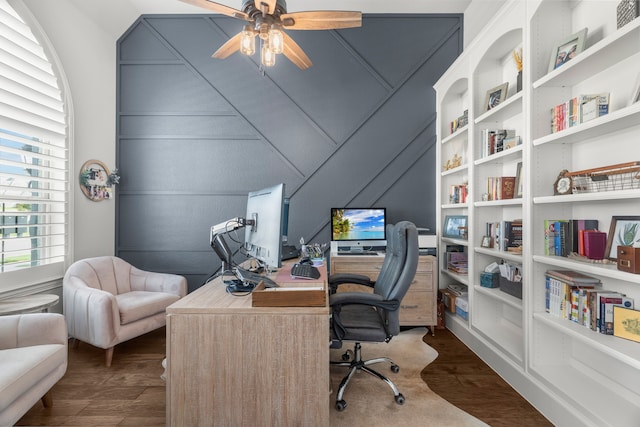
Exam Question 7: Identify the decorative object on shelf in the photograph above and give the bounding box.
[481,236,491,248]
[444,153,462,170]
[512,48,523,92]
[565,161,640,194]
[515,162,523,198]
[442,215,468,240]
[553,169,573,195]
[79,159,118,201]
[617,0,639,29]
[606,216,640,260]
[548,27,588,72]
[629,72,640,106]
[617,244,640,273]
[483,82,508,112]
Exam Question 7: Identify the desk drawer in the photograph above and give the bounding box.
[400,290,434,325]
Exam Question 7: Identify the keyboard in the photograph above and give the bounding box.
[290,263,321,280]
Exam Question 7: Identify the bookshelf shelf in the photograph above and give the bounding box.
[441,203,468,210]
[475,247,522,263]
[474,285,522,309]
[474,145,523,166]
[441,269,470,287]
[474,92,523,125]
[441,164,469,177]
[436,1,640,425]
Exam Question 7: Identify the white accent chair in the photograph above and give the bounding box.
[63,256,187,367]
[0,313,68,426]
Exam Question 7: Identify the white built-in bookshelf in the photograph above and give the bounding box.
[435,1,640,425]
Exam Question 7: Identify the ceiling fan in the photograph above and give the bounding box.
[179,0,362,69]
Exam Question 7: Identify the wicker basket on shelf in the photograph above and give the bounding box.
[567,161,640,194]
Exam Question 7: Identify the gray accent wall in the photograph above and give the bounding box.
[116,14,462,291]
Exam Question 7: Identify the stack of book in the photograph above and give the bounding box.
[545,270,635,335]
[449,184,468,204]
[486,176,516,200]
[550,93,609,133]
[543,219,599,257]
[486,220,522,252]
[480,129,520,158]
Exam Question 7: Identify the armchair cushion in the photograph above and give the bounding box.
[116,291,181,325]
[0,313,67,426]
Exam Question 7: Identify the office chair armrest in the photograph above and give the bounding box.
[328,273,374,293]
[330,292,399,311]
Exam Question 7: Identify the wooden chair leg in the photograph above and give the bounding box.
[41,390,53,408]
[105,347,114,367]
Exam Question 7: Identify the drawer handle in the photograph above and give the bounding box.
[402,305,419,309]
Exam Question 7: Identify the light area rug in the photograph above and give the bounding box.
[329,327,489,427]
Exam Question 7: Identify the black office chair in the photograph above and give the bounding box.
[329,221,419,411]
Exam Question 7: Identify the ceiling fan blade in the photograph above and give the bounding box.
[282,32,312,70]
[254,0,277,15]
[212,32,242,59]
[179,0,251,21]
[281,11,362,30]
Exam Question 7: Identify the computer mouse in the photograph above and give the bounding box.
[299,257,313,265]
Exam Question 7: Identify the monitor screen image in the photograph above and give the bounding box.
[331,208,386,241]
[244,183,285,269]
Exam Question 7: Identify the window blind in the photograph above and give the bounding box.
[0,0,68,275]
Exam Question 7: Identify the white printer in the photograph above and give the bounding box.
[417,228,437,256]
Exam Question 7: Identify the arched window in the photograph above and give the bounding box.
[0,0,70,289]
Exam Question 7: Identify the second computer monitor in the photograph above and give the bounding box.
[244,183,285,269]
[331,207,387,252]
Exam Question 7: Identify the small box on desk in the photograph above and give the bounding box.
[480,272,499,288]
[499,276,522,299]
[252,281,326,307]
[618,246,640,274]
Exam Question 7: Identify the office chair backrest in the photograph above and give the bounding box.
[372,223,399,291]
[375,221,419,336]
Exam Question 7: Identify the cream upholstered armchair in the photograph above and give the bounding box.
[63,256,187,366]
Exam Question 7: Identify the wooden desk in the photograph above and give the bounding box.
[166,263,330,426]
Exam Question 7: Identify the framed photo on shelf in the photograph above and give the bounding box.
[548,28,588,72]
[613,306,640,343]
[605,216,640,260]
[629,72,640,107]
[481,236,491,248]
[443,215,468,240]
[483,83,508,112]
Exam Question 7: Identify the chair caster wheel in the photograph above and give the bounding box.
[341,349,353,361]
[391,364,400,373]
[395,394,405,405]
[336,400,347,411]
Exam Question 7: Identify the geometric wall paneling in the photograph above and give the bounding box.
[117,14,462,290]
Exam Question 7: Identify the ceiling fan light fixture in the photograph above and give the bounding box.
[240,25,256,55]
[268,24,284,54]
[261,42,276,67]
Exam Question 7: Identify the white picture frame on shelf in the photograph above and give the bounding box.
[629,72,640,106]
[483,82,508,112]
[548,28,588,72]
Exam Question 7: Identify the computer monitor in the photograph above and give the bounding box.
[331,208,387,252]
[244,183,285,269]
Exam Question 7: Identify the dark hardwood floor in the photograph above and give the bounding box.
[18,326,552,426]
[422,328,553,427]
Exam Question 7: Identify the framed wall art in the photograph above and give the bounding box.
[79,159,113,202]
[605,216,640,260]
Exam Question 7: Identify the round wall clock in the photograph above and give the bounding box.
[79,159,112,201]
[553,169,573,195]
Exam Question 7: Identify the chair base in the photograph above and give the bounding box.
[330,342,405,411]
